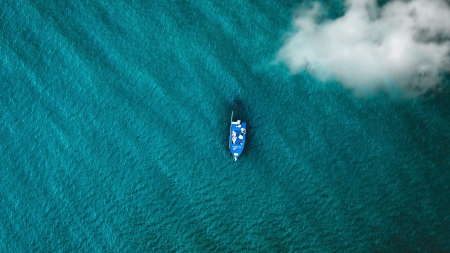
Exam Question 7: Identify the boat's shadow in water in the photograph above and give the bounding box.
[230,99,243,112]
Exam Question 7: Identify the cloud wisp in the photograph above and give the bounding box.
[277,0,450,97]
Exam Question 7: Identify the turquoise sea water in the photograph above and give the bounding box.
[1,0,450,252]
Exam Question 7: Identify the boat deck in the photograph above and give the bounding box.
[230,121,246,160]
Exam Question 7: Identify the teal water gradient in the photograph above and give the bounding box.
[1,0,450,252]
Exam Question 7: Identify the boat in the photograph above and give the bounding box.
[229,111,247,161]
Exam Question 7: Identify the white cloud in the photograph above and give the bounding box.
[277,0,450,97]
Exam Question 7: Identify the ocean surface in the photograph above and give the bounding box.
[1,0,450,252]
